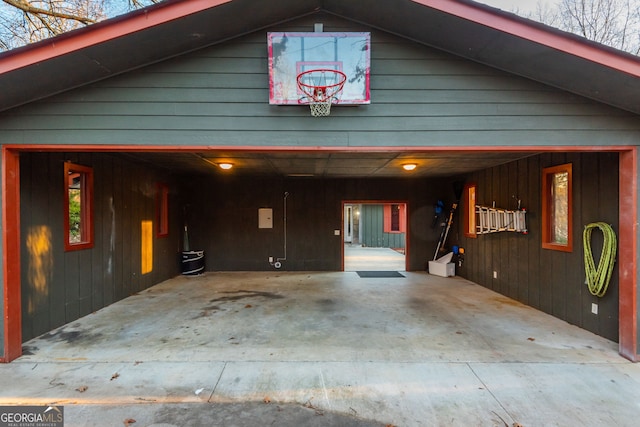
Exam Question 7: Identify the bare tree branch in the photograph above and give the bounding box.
[530,0,640,55]
[2,0,96,24]
[0,0,162,50]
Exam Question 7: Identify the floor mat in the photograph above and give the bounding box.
[356,271,405,278]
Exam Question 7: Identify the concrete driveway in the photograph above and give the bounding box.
[1,271,639,426]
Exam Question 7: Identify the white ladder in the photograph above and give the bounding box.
[476,205,527,234]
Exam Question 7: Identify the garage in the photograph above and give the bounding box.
[1,0,639,365]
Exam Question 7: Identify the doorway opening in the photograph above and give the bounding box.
[343,201,407,272]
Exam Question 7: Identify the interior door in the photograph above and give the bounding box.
[344,205,353,243]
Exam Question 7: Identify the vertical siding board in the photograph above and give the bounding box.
[143,174,153,290]
[91,155,103,311]
[478,169,488,287]
[597,153,620,341]
[78,245,93,318]
[506,161,519,300]
[458,175,471,280]
[26,153,48,339]
[468,172,481,284]
[569,154,583,326]
[477,168,489,288]
[76,153,94,318]
[19,154,35,339]
[565,154,583,326]
[123,162,134,296]
[62,153,80,323]
[372,206,383,247]
[491,166,501,292]
[102,156,116,307]
[527,156,541,310]
[538,154,553,313]
[113,160,125,301]
[91,154,106,311]
[124,166,135,295]
[473,173,484,284]
[480,169,491,287]
[132,172,143,293]
[516,158,530,305]
[64,253,80,322]
[501,163,515,298]
[580,153,600,332]
[48,154,67,331]
[168,185,181,276]
[550,153,568,320]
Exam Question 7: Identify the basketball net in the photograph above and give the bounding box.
[309,88,333,117]
[297,69,347,117]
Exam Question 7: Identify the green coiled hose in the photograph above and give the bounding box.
[583,222,617,297]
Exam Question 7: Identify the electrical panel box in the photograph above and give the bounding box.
[258,208,273,229]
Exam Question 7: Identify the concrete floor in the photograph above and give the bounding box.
[344,244,405,271]
[2,271,640,426]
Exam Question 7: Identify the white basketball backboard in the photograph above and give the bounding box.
[267,32,371,105]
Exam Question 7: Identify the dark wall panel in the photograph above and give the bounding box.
[20,153,181,341]
[179,176,446,272]
[458,153,619,341]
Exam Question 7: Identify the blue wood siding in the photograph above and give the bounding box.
[360,205,405,248]
[1,14,639,147]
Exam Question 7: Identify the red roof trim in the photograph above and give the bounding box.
[416,0,640,77]
[2,144,633,153]
[0,0,231,74]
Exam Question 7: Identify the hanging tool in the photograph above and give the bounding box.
[433,182,464,260]
[583,222,617,297]
[432,200,444,228]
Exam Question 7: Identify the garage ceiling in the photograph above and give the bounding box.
[120,150,538,178]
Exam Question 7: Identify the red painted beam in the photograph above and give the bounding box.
[618,149,638,361]
[2,148,21,362]
[1,144,633,154]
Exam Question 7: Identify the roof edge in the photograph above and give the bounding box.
[2,0,640,79]
[419,0,640,78]
[0,0,232,74]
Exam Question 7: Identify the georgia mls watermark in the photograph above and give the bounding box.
[0,406,64,427]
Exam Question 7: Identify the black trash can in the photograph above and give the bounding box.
[181,250,205,275]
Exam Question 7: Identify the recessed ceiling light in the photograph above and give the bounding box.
[218,163,233,170]
[402,163,417,171]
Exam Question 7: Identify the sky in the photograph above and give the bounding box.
[474,0,551,15]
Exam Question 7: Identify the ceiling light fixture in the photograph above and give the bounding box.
[218,163,233,170]
[402,163,417,171]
